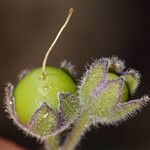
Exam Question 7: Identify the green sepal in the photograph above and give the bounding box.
[107,73,128,102]
[60,60,77,80]
[124,69,140,95]
[109,56,125,73]
[91,78,123,119]
[28,102,57,137]
[79,59,109,103]
[109,96,149,124]
[59,93,79,126]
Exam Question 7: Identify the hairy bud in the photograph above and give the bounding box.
[79,57,149,125]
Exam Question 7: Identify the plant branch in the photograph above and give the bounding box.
[45,136,59,150]
[61,113,90,150]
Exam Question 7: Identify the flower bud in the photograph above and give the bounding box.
[5,67,78,139]
[79,57,149,125]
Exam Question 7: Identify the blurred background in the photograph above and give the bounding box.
[0,0,149,150]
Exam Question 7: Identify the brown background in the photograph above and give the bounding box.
[0,0,150,150]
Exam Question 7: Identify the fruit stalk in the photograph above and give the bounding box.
[61,113,90,150]
[45,136,59,150]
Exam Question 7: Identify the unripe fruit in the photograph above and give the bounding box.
[14,67,77,124]
[5,8,79,138]
[5,67,78,138]
[9,67,78,137]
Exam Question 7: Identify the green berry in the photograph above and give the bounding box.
[5,8,79,138]
[7,67,78,137]
[14,67,76,124]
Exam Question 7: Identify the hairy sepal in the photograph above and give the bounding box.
[17,69,30,81]
[28,102,57,137]
[109,56,125,73]
[123,69,141,95]
[91,78,123,120]
[60,60,77,79]
[5,83,43,140]
[58,93,80,127]
[109,95,150,124]
[79,58,109,104]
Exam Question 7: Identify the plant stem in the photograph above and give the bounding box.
[61,113,90,150]
[45,136,59,150]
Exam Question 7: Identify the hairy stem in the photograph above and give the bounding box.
[45,136,59,150]
[61,113,90,150]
